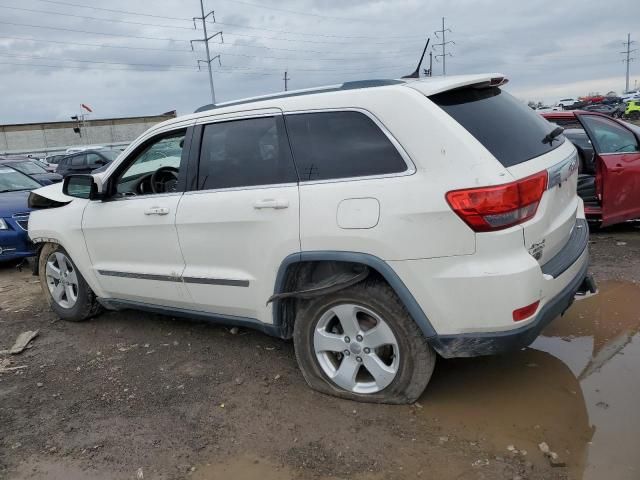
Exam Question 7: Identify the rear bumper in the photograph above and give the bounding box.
[429,258,591,358]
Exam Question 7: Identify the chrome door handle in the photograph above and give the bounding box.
[144,207,170,216]
[253,199,289,210]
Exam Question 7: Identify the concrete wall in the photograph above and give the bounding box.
[0,114,176,155]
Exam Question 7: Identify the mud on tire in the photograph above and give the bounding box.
[293,279,436,404]
[38,243,102,322]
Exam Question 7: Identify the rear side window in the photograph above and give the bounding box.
[431,87,564,167]
[198,116,297,190]
[71,154,85,166]
[285,111,407,181]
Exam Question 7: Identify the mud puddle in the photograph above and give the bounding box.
[419,280,640,479]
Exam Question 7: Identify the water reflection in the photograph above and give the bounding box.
[420,280,640,480]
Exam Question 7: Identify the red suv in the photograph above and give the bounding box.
[542,111,640,227]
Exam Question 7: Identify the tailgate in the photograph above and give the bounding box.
[507,140,580,266]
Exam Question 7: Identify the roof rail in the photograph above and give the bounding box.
[194,79,404,113]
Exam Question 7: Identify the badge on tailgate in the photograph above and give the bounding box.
[547,152,579,190]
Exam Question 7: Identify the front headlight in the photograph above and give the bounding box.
[0,219,8,230]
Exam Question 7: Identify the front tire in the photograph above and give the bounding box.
[38,243,102,322]
[293,279,436,404]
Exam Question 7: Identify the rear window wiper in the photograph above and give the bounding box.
[543,126,564,145]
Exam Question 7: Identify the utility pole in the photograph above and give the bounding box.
[433,17,454,76]
[428,51,433,76]
[191,0,223,105]
[621,33,636,93]
[283,70,290,91]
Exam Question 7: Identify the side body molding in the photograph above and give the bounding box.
[273,251,437,339]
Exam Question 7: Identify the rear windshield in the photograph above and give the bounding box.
[430,87,564,167]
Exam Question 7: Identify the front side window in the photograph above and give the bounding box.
[115,130,185,196]
[198,116,297,190]
[285,111,407,181]
[580,115,639,154]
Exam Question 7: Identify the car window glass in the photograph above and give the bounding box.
[198,116,297,190]
[0,166,41,191]
[285,111,407,181]
[71,154,85,166]
[13,161,46,175]
[431,87,564,167]
[115,130,185,195]
[86,153,104,166]
[580,115,640,154]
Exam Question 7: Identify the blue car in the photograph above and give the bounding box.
[0,165,41,262]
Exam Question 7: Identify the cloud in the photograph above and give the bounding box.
[0,0,638,123]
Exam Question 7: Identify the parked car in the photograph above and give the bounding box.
[56,149,120,177]
[555,98,579,109]
[543,111,640,226]
[0,157,63,185]
[65,145,106,155]
[28,74,594,403]
[43,154,67,170]
[621,90,640,102]
[624,100,640,120]
[582,104,617,116]
[0,166,39,262]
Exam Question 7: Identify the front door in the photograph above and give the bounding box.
[577,113,640,226]
[82,128,192,307]
[175,113,300,324]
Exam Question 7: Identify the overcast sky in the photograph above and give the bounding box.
[0,0,638,124]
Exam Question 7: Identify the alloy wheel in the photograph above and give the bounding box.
[313,303,400,394]
[45,251,79,309]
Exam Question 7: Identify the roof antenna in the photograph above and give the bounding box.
[402,38,430,79]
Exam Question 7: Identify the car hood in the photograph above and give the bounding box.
[30,181,74,204]
[0,190,31,216]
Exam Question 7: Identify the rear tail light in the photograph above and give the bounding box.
[512,300,540,322]
[445,171,548,232]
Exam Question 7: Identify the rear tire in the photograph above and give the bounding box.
[38,243,102,322]
[293,279,436,404]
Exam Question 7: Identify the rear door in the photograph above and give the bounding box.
[576,113,640,226]
[175,110,300,324]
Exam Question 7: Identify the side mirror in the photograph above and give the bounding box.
[63,174,100,200]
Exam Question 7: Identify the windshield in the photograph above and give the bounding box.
[0,166,41,192]
[11,160,47,175]
[100,150,121,161]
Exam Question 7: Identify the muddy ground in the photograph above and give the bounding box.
[1,224,639,480]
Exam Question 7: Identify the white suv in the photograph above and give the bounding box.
[27,74,593,404]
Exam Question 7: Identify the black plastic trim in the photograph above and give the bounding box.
[98,298,281,337]
[97,269,249,287]
[541,218,589,278]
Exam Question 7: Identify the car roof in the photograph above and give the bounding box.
[147,73,506,134]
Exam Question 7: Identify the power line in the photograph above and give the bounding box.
[7,2,425,41]
[32,0,191,21]
[0,20,411,57]
[0,51,408,75]
[214,0,369,22]
[621,33,636,92]
[0,4,196,30]
[0,20,191,42]
[0,4,421,45]
[432,17,454,75]
[0,34,414,63]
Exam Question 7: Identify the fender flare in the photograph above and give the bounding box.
[273,251,437,339]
